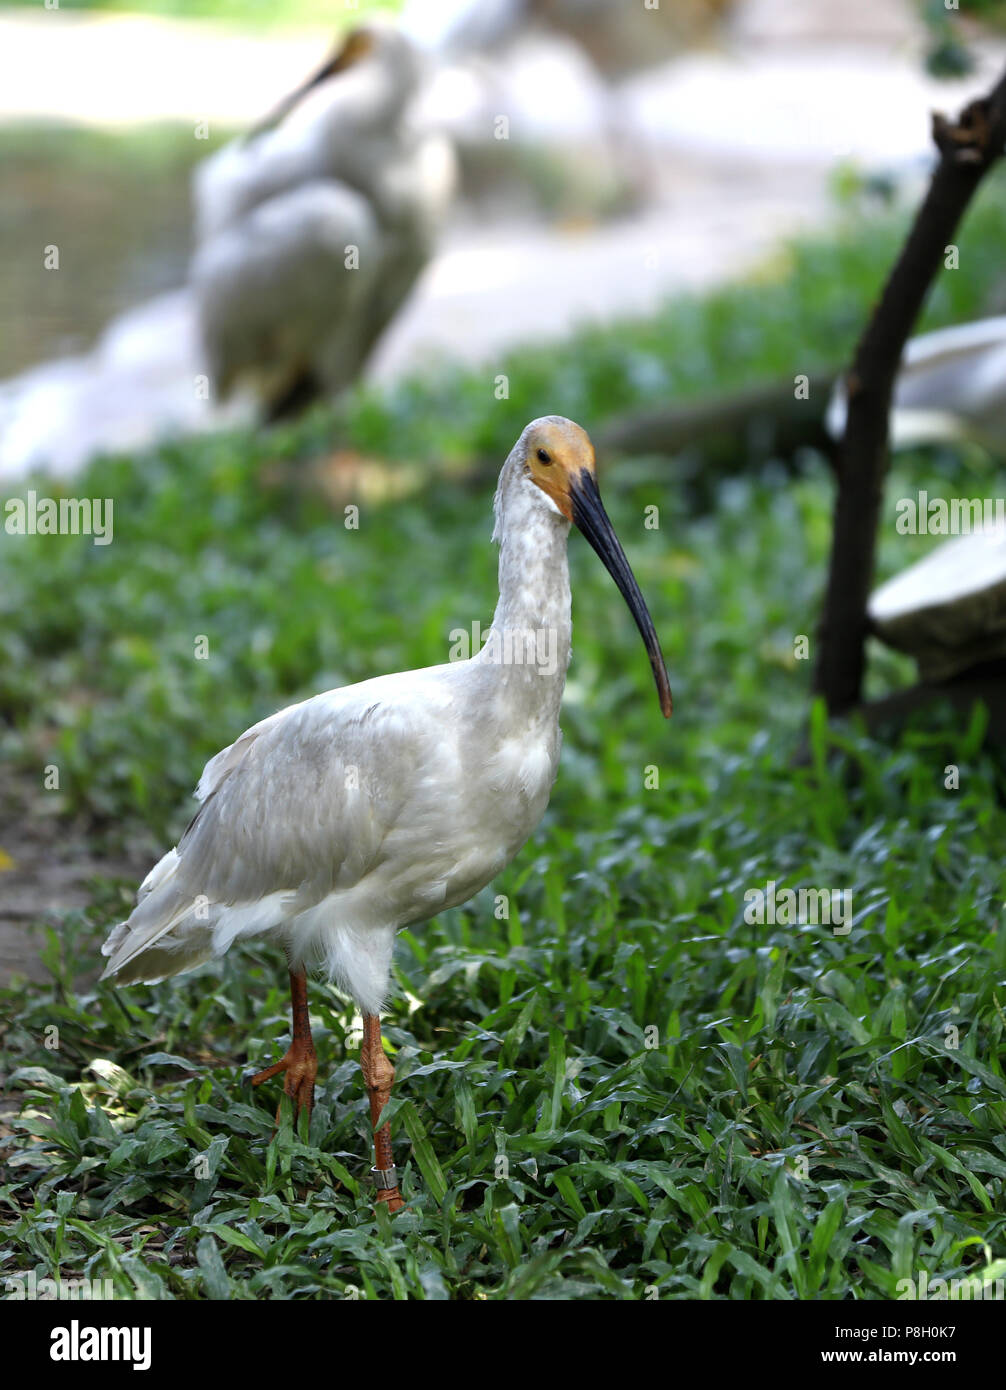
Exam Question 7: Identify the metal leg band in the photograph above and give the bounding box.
[371,1164,398,1191]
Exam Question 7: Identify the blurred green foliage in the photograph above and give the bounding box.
[918,0,1006,77]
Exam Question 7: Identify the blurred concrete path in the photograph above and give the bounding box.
[0,12,334,129]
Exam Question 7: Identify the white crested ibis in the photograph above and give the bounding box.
[190,21,455,421]
[101,416,672,1211]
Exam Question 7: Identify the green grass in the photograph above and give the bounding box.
[3,666,1005,1299]
[2,183,1006,1299]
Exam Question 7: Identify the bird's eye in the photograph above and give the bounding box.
[536,448,552,465]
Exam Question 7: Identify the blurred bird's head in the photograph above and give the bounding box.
[507,416,673,718]
[327,25,380,74]
[322,21,422,80]
[247,22,421,140]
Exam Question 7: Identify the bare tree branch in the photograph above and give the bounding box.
[812,66,1006,715]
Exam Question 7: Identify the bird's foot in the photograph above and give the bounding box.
[249,1036,317,1125]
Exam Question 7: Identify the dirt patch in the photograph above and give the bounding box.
[0,769,146,988]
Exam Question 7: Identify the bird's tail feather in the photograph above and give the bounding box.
[100,900,210,983]
[100,847,209,983]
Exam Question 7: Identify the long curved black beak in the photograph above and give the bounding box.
[570,470,673,718]
[244,51,344,142]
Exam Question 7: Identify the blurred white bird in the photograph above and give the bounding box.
[100,417,672,1211]
[403,0,732,76]
[190,22,456,421]
[827,316,1006,452]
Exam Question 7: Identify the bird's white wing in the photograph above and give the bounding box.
[193,138,254,245]
[177,686,431,903]
[190,180,381,402]
[192,126,318,244]
[100,671,457,981]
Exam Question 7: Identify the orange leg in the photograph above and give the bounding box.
[250,967,317,1123]
[361,1014,403,1213]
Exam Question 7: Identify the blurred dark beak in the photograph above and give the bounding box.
[245,51,346,142]
[570,470,673,718]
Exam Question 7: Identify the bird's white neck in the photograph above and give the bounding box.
[478,470,572,727]
[324,60,415,141]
